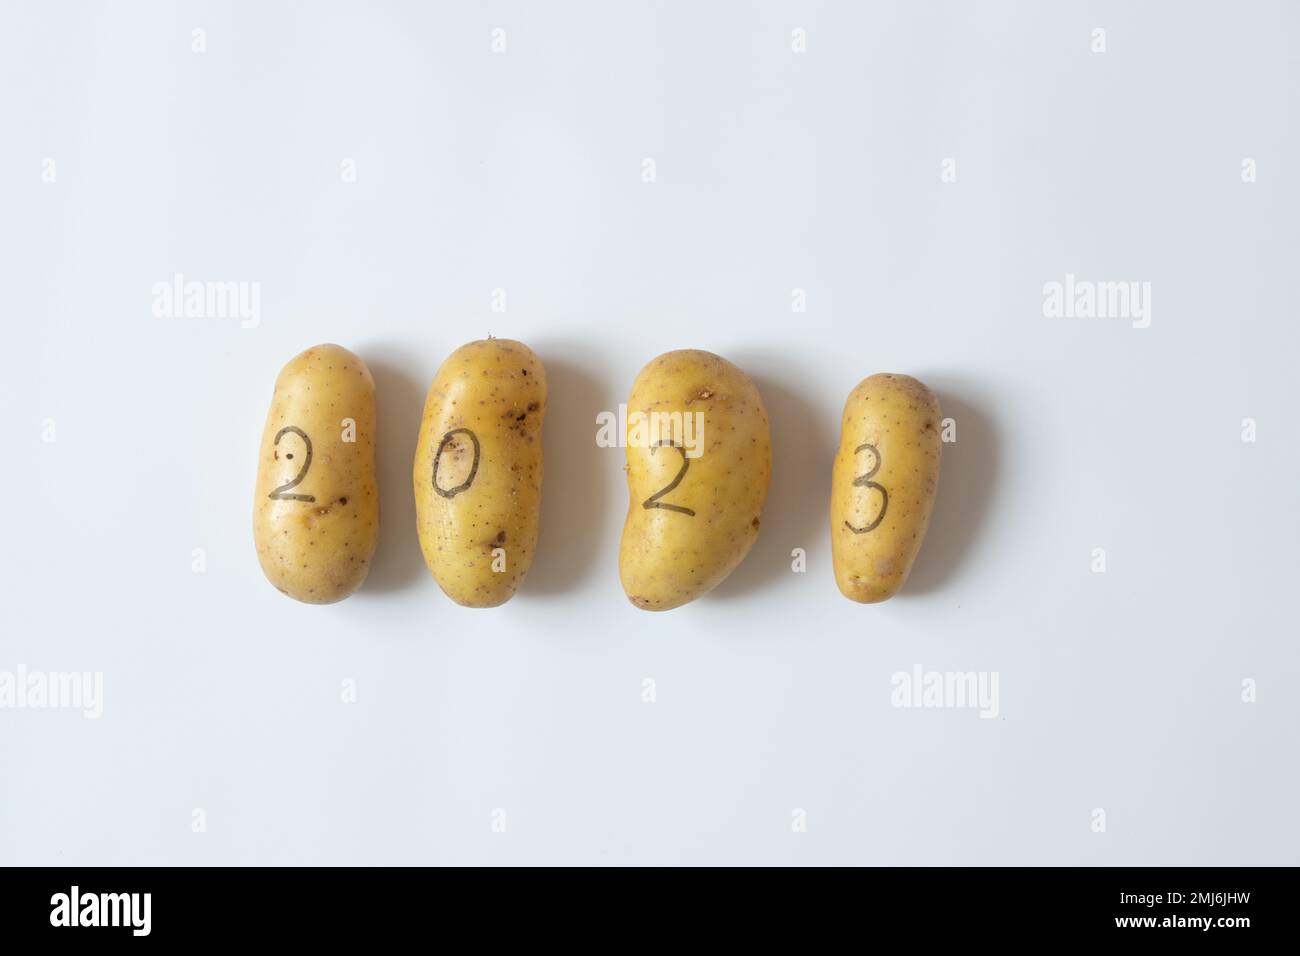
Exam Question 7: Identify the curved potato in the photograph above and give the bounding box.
[830,373,941,603]
[253,344,378,603]
[619,349,771,611]
[413,338,546,607]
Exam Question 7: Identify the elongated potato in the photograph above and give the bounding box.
[253,344,378,603]
[830,373,941,603]
[413,339,546,607]
[619,350,771,611]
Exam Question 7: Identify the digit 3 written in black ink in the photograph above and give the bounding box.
[844,442,887,534]
[269,425,316,502]
[642,440,696,516]
[433,427,481,499]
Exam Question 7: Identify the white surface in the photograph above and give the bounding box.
[2,0,1297,865]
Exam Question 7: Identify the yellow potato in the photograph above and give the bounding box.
[619,349,771,611]
[413,338,546,607]
[830,373,941,603]
[253,344,379,604]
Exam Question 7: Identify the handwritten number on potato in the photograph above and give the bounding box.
[269,425,316,502]
[642,440,696,517]
[844,442,887,534]
[433,428,481,499]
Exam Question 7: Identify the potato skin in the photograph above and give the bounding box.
[619,349,771,611]
[830,373,941,603]
[253,344,379,604]
[413,339,546,607]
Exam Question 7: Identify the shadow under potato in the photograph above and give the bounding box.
[526,356,612,596]
[709,368,837,602]
[359,353,427,596]
[901,383,998,597]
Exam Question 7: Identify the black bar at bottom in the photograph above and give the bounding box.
[0,866,1286,943]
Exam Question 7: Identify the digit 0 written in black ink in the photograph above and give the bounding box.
[844,442,887,534]
[642,440,696,517]
[433,428,481,499]
[269,425,316,502]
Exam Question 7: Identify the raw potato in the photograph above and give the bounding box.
[413,339,546,607]
[619,349,771,611]
[830,373,941,603]
[253,344,379,604]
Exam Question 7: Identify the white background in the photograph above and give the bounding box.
[2,0,1297,865]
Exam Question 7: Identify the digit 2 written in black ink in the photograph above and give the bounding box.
[642,440,696,516]
[433,428,481,499]
[269,425,316,502]
[844,442,887,534]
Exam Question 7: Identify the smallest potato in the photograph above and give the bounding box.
[253,344,379,604]
[830,373,941,603]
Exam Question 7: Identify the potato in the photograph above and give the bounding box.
[830,373,941,603]
[413,338,546,607]
[253,344,379,604]
[619,349,771,611]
